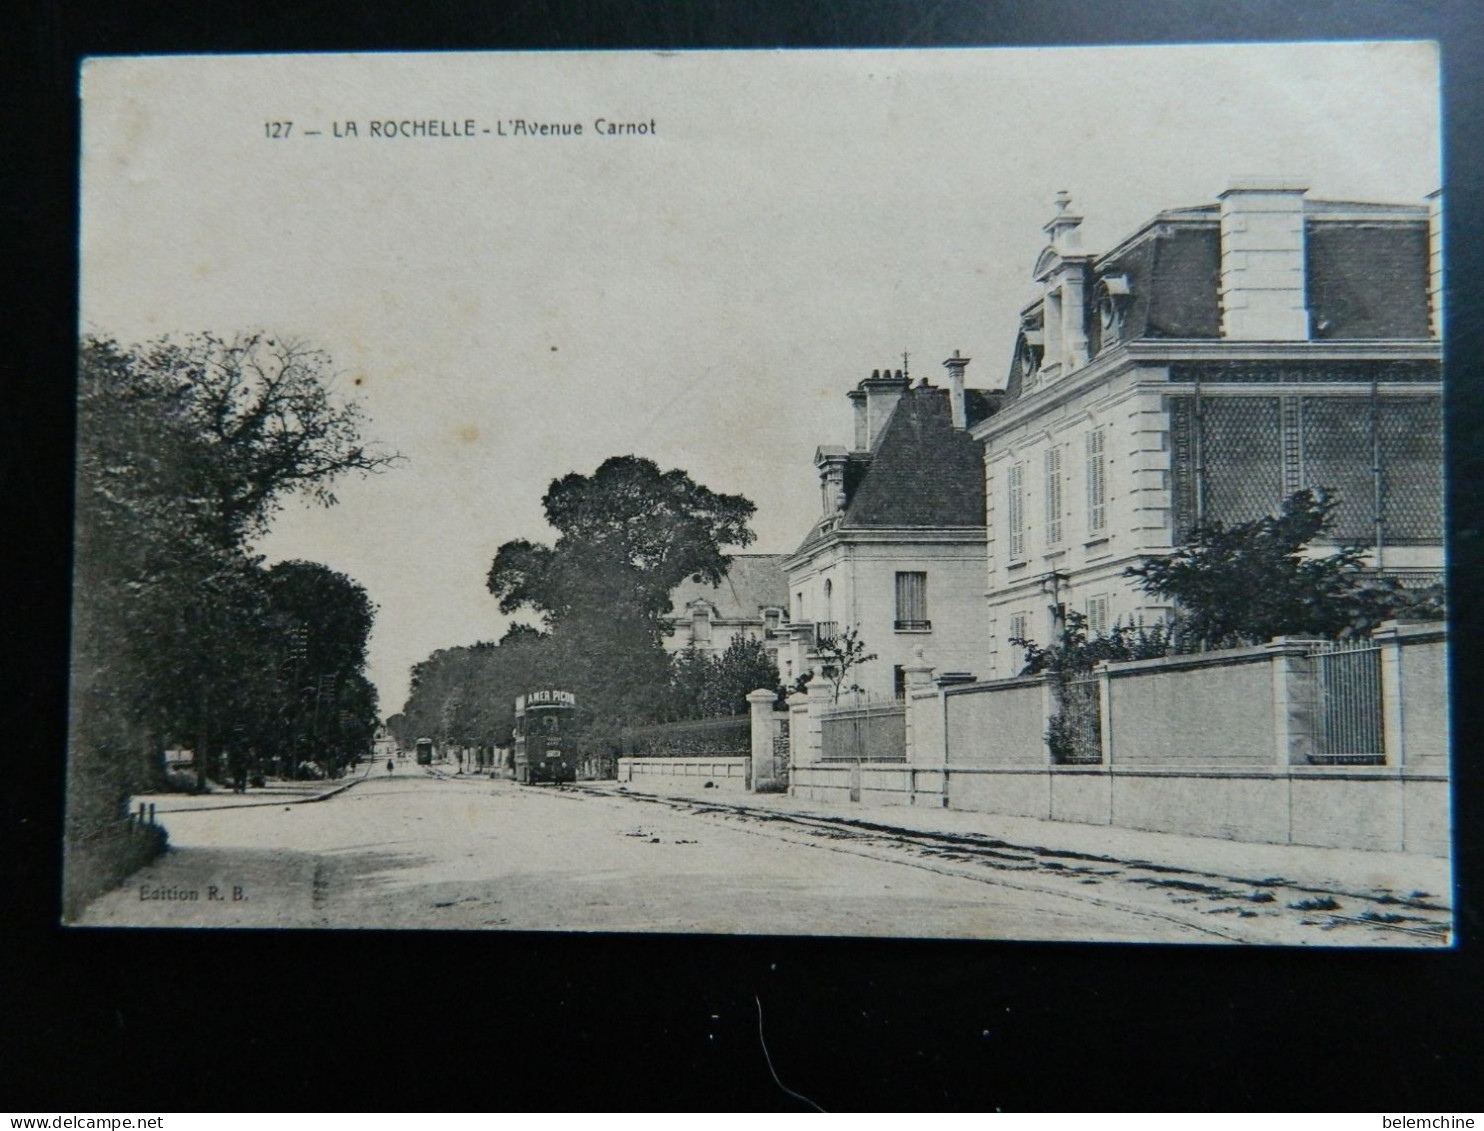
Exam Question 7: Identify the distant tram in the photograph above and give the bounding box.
[512,690,578,784]
[414,737,435,766]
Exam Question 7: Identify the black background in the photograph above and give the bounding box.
[8,0,1484,1113]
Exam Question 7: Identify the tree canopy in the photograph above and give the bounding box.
[485,456,757,727]
[1126,488,1444,649]
[71,332,397,822]
[488,455,756,624]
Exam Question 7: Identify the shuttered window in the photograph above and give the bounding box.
[1086,595,1110,637]
[895,571,929,630]
[1045,446,1064,544]
[1008,462,1027,559]
[1087,429,1107,534]
[1008,612,1029,645]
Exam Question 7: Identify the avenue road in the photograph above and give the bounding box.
[79,767,1450,944]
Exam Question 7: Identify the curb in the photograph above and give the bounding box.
[139,770,373,815]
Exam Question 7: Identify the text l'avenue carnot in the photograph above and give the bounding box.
[310,118,657,139]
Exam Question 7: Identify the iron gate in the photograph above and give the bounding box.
[1309,640,1384,764]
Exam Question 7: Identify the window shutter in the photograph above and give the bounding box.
[1087,429,1107,533]
[1008,462,1026,559]
[1045,446,1064,544]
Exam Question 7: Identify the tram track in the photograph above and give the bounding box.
[554,783,1452,945]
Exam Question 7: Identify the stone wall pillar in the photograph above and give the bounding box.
[747,687,781,788]
[801,668,834,765]
[1095,662,1114,764]
[901,645,937,760]
[1265,636,1323,765]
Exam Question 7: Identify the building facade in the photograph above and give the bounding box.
[661,553,789,669]
[973,181,1444,678]
[783,364,1001,698]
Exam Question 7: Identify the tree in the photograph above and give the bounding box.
[1008,612,1173,677]
[262,560,379,779]
[71,333,399,810]
[486,455,757,725]
[666,637,781,720]
[810,626,877,702]
[1125,488,1443,650]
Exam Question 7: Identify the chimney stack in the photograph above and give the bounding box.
[1218,177,1310,340]
[942,351,970,429]
[857,367,909,450]
[848,388,868,449]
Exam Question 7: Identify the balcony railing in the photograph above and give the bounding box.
[814,621,840,646]
[894,619,931,632]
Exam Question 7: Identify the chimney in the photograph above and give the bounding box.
[1035,192,1090,374]
[1427,188,1443,339]
[857,368,909,450]
[942,351,970,429]
[1218,177,1310,340]
[848,388,868,449]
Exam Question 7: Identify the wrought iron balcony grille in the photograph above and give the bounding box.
[894,619,931,632]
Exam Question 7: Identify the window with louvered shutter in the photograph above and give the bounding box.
[1008,612,1029,644]
[1045,446,1064,544]
[1087,429,1107,534]
[1086,595,1110,637]
[1008,462,1026,559]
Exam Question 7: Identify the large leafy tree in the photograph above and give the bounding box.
[262,560,379,778]
[486,456,757,726]
[1126,488,1444,649]
[71,333,398,817]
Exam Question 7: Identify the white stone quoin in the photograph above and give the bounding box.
[1218,177,1310,340]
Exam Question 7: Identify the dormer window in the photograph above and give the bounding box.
[1095,275,1132,346]
[1018,329,1044,385]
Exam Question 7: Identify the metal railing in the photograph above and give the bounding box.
[1309,640,1384,764]
[820,699,906,762]
[894,619,932,632]
[1052,674,1102,764]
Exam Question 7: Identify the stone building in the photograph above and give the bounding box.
[783,364,1002,698]
[972,181,1444,677]
[661,553,789,668]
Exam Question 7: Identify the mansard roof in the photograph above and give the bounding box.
[666,553,788,620]
[1001,195,1435,402]
[793,385,988,556]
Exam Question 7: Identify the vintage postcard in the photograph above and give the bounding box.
[69,44,1450,943]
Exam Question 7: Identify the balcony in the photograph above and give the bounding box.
[894,619,932,632]
[814,621,841,647]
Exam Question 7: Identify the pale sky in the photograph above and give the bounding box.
[79,43,1441,710]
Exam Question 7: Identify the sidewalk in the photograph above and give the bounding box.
[587,781,1451,906]
[132,767,372,815]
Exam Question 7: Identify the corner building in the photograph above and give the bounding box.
[784,364,1001,698]
[973,181,1444,677]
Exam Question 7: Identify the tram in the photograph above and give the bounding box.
[414,737,435,766]
[512,690,578,784]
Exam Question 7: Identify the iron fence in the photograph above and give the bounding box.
[1051,674,1102,764]
[1309,640,1384,764]
[820,698,906,762]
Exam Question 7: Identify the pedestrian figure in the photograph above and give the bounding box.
[386,758,395,775]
